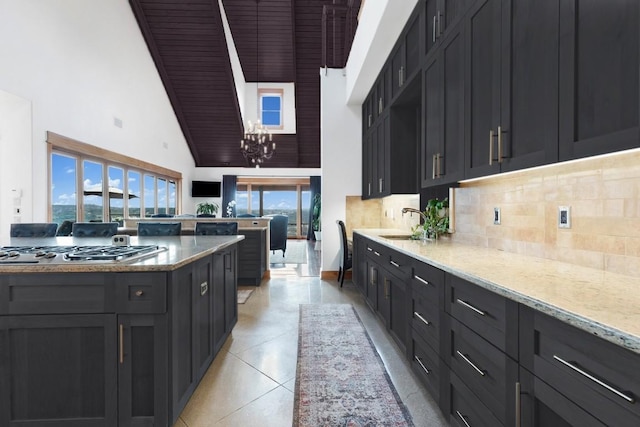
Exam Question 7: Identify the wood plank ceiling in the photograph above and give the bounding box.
[129,0,333,168]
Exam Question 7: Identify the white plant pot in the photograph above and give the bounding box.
[314,231,322,241]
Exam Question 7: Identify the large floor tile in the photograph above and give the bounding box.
[234,329,299,384]
[213,386,294,427]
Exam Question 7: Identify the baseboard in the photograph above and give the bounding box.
[320,270,352,281]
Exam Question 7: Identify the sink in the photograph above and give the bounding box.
[379,234,415,240]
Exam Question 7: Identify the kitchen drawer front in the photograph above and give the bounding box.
[0,273,115,315]
[520,307,640,426]
[411,288,441,351]
[411,328,444,404]
[412,261,445,307]
[449,371,504,427]
[385,249,412,281]
[364,239,386,263]
[447,317,517,425]
[115,273,167,314]
[445,274,519,357]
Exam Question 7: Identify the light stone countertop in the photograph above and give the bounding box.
[355,228,640,354]
[0,235,244,273]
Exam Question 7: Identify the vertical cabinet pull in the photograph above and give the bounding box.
[432,154,437,179]
[119,323,124,364]
[379,178,383,193]
[489,129,495,165]
[368,182,371,196]
[552,355,635,403]
[432,15,437,42]
[200,281,208,296]
[378,97,383,114]
[456,411,472,427]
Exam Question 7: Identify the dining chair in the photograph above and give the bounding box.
[137,222,182,236]
[10,223,58,238]
[336,220,353,287]
[265,214,288,256]
[194,222,238,235]
[71,222,119,237]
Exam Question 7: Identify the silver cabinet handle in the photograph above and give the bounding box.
[414,311,431,326]
[456,350,486,376]
[456,298,486,316]
[378,97,383,114]
[553,355,635,403]
[378,178,383,193]
[368,182,371,196]
[200,281,208,296]
[414,274,430,287]
[432,154,437,179]
[368,114,372,127]
[456,411,472,427]
[373,251,380,257]
[515,382,521,427]
[432,15,437,42]
[389,260,400,268]
[415,356,430,375]
[367,247,373,252]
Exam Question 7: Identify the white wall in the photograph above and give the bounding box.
[320,68,362,272]
[0,0,195,226]
[0,90,32,241]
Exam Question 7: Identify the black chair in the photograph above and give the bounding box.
[10,223,58,238]
[56,220,74,236]
[150,213,174,218]
[237,213,257,218]
[194,222,238,235]
[71,222,119,237]
[137,222,181,236]
[266,214,288,256]
[196,214,216,218]
[336,220,353,287]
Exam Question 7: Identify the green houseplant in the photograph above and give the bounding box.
[312,193,321,240]
[411,197,449,240]
[196,201,219,217]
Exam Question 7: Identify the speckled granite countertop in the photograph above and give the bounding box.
[0,235,244,273]
[355,229,640,354]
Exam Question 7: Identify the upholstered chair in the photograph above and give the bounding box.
[265,214,288,256]
[10,223,58,238]
[71,222,119,237]
[194,222,238,235]
[137,222,182,236]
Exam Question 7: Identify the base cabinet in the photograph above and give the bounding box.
[0,244,239,427]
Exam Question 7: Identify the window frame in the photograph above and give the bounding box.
[258,88,284,130]
[47,131,181,223]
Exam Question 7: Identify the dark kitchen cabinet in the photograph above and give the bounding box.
[193,256,215,380]
[237,228,266,286]
[223,247,238,331]
[558,0,639,161]
[0,314,117,426]
[352,234,367,293]
[519,306,640,426]
[425,0,469,57]
[465,0,561,179]
[391,9,422,100]
[422,22,464,187]
[118,314,168,427]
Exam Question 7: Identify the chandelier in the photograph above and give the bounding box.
[240,120,275,167]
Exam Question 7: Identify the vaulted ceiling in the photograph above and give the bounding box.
[129,0,358,168]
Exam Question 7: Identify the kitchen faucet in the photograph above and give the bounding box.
[401,207,429,241]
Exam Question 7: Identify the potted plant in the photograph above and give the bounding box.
[411,197,449,240]
[196,201,219,217]
[312,193,321,240]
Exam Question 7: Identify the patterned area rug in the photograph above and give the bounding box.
[293,304,414,426]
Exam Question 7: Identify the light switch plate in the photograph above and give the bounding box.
[493,207,501,225]
[558,206,571,228]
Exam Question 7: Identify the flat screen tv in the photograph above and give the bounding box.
[191,180,221,197]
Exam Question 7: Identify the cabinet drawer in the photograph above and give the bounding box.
[386,249,412,281]
[0,273,114,314]
[449,371,504,427]
[448,317,517,426]
[411,329,444,404]
[520,307,640,426]
[445,274,518,357]
[412,261,445,306]
[411,291,441,351]
[115,273,167,314]
[364,240,386,262]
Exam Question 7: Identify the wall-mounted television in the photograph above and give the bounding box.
[191,180,221,197]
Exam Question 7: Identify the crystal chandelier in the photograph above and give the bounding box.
[240,120,275,167]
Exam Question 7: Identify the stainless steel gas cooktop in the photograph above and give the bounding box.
[0,245,167,264]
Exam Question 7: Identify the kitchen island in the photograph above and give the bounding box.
[0,235,243,427]
[354,229,640,427]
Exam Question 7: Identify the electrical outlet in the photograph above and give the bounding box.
[558,206,571,228]
[493,207,501,225]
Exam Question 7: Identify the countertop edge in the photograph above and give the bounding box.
[355,229,640,355]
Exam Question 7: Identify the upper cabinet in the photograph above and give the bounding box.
[558,0,639,160]
[425,0,469,56]
[391,11,422,100]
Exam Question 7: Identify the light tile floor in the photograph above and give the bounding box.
[175,274,448,426]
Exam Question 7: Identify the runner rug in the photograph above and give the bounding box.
[293,304,414,426]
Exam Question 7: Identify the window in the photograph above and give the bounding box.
[259,89,283,128]
[48,132,182,224]
[236,177,311,238]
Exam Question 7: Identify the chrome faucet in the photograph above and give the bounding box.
[401,207,429,240]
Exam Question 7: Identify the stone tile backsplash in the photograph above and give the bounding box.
[452,148,640,276]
